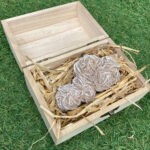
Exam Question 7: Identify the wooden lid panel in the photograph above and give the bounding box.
[1,1,109,70]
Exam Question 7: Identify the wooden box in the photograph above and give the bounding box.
[1,1,150,145]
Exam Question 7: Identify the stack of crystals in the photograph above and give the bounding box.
[56,55,120,112]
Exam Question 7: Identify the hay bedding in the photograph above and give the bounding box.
[30,45,144,128]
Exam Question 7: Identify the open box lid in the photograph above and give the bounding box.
[1,1,109,71]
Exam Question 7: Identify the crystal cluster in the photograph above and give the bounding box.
[56,55,120,112]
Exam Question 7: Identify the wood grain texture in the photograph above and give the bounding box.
[1,20,26,71]
[1,1,108,69]
[26,38,109,68]
[8,2,77,34]
[20,27,90,59]
[77,1,109,38]
[15,18,80,45]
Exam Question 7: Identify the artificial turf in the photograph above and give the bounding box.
[0,0,150,149]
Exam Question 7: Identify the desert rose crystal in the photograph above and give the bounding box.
[56,55,120,111]
[56,84,82,111]
[73,77,96,103]
[94,56,120,92]
[74,54,100,82]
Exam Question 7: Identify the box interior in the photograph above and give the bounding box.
[5,2,108,66]
[26,40,147,139]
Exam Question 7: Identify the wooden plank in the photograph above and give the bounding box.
[77,1,109,38]
[26,38,109,68]
[1,20,26,71]
[4,1,78,22]
[15,18,80,45]
[7,2,77,34]
[20,27,90,59]
[24,35,106,66]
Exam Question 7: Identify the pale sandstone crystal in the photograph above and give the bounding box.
[56,84,82,111]
[56,55,120,111]
[74,54,100,82]
[72,77,95,103]
[94,56,120,92]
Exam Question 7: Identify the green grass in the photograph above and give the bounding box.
[0,0,150,149]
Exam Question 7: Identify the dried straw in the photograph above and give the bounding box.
[29,44,147,129]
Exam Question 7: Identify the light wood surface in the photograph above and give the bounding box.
[1,1,108,68]
[1,20,26,71]
[7,2,77,34]
[15,18,80,45]
[27,38,109,69]
[24,35,107,67]
[20,27,90,59]
[77,1,109,38]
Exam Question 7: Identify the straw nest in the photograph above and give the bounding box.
[30,44,146,128]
